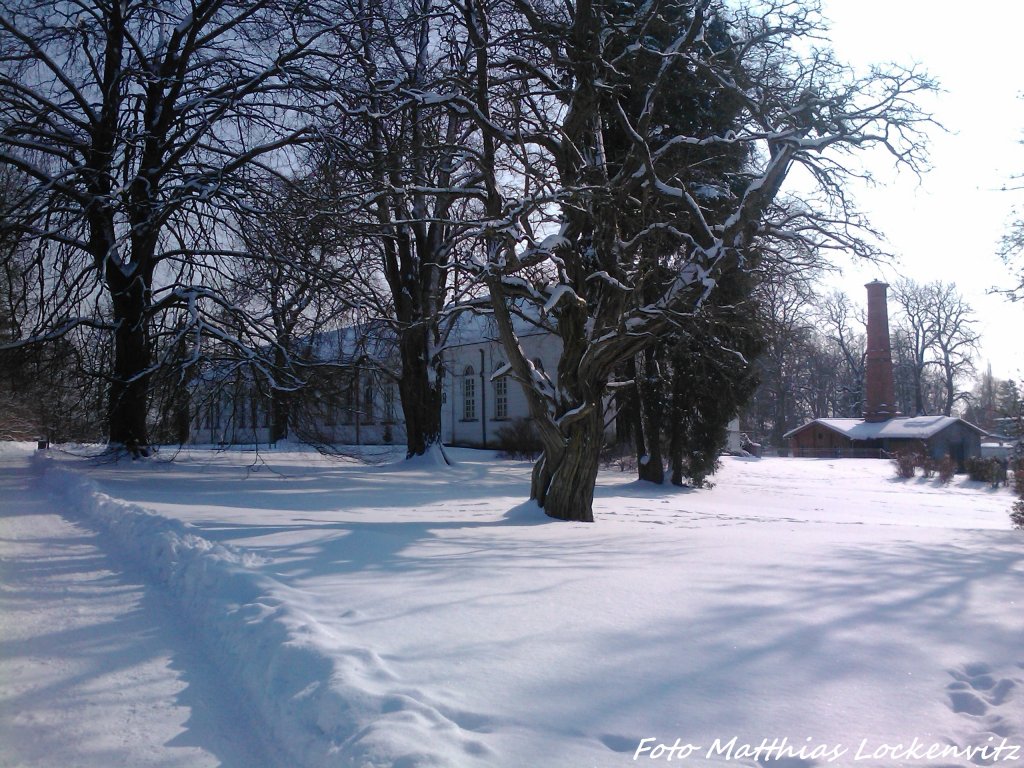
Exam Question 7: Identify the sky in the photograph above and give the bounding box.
[801,0,1024,382]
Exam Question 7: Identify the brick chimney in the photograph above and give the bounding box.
[863,280,898,423]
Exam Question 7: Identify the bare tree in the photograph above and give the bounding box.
[459,0,934,520]
[0,0,337,455]
[315,0,483,462]
[817,290,865,417]
[928,281,980,415]
[891,278,978,416]
[999,182,1024,302]
[890,278,938,416]
[228,171,356,443]
[749,270,817,448]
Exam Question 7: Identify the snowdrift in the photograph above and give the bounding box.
[35,454,489,768]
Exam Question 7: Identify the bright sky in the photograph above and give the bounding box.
[804,0,1024,382]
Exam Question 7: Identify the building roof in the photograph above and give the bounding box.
[308,300,552,363]
[784,415,986,441]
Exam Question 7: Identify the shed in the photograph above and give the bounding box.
[784,415,985,464]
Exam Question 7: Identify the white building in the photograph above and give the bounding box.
[440,311,562,448]
[189,309,564,449]
[189,309,744,456]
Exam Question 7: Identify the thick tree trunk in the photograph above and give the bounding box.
[173,387,190,445]
[635,347,665,484]
[530,405,603,523]
[271,390,290,443]
[398,325,446,460]
[943,369,955,417]
[107,275,151,457]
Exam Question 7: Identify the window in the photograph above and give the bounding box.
[463,366,476,421]
[363,380,375,423]
[384,385,396,422]
[494,375,508,420]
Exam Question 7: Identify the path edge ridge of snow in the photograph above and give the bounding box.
[33,454,479,768]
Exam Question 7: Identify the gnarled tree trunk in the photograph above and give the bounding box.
[530,403,604,523]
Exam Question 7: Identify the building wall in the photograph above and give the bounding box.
[188,331,564,449]
[789,425,854,457]
[920,423,982,464]
[789,422,983,462]
[441,332,562,448]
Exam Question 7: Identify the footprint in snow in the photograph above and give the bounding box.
[945,662,1022,765]
[947,663,1018,715]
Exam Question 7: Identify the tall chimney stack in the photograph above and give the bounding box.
[863,280,898,423]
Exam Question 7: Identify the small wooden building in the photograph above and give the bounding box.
[785,415,985,463]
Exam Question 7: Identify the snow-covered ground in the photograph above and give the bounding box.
[3,443,1022,767]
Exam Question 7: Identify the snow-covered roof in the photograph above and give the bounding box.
[443,307,550,349]
[308,301,551,363]
[310,320,396,363]
[784,415,985,441]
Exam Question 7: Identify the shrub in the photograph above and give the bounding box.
[892,451,917,479]
[965,456,993,483]
[1011,457,1024,497]
[936,455,956,484]
[600,442,637,473]
[1011,499,1024,530]
[495,418,543,460]
[920,456,936,478]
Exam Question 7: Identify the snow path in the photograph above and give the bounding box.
[0,451,274,768]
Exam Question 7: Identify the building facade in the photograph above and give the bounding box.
[189,310,565,449]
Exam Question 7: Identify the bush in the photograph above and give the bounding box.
[965,456,994,483]
[920,456,936,478]
[936,455,956,484]
[892,451,917,479]
[1011,499,1024,530]
[495,418,543,460]
[600,442,637,473]
[1011,457,1024,497]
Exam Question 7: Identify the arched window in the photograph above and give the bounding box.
[493,361,508,420]
[463,365,477,421]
